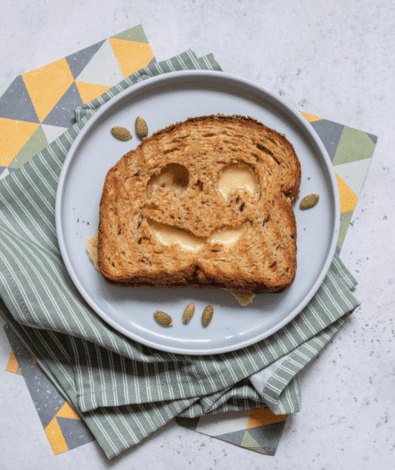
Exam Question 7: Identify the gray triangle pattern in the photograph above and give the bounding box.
[0,76,40,123]
[310,119,345,161]
[366,131,378,145]
[66,40,106,79]
[56,416,95,449]
[247,421,286,456]
[42,82,83,127]
[4,325,65,429]
[173,416,199,431]
[212,428,246,446]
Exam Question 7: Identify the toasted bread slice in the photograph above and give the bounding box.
[98,114,301,293]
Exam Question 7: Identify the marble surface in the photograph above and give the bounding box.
[0,0,394,468]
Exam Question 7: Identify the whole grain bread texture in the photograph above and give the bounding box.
[98,114,301,293]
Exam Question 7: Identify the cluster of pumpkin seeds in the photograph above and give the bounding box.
[110,116,149,141]
[154,303,213,327]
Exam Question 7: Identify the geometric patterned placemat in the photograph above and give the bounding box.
[300,112,377,254]
[5,324,95,455]
[0,23,157,458]
[0,24,154,175]
[174,409,287,456]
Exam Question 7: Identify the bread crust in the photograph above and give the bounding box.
[98,114,301,293]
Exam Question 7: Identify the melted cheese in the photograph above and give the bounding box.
[217,164,258,199]
[149,221,205,252]
[209,227,245,246]
[149,221,245,251]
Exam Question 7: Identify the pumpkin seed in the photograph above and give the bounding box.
[135,116,148,139]
[111,126,132,141]
[154,310,173,326]
[182,303,195,324]
[202,305,214,326]
[300,194,319,209]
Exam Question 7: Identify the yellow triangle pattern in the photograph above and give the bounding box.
[22,58,74,122]
[5,350,19,374]
[247,408,287,429]
[56,402,81,420]
[300,111,323,123]
[0,118,40,166]
[75,81,112,104]
[335,172,358,213]
[109,38,154,78]
[45,417,69,455]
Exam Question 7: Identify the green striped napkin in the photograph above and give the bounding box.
[0,50,360,460]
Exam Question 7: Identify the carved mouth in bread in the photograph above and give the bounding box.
[147,219,249,252]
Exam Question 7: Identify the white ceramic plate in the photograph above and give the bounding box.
[56,71,340,355]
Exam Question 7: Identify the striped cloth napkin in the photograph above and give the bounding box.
[0,50,360,460]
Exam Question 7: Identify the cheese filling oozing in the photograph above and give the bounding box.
[149,221,246,252]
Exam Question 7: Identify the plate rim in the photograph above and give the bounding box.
[55,70,340,355]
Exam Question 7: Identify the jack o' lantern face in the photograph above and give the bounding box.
[143,159,261,252]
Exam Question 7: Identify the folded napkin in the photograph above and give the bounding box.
[0,50,360,460]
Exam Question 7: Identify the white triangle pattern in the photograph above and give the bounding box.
[196,410,251,436]
[41,124,69,144]
[334,158,372,197]
[0,78,14,100]
[0,168,11,181]
[75,39,124,86]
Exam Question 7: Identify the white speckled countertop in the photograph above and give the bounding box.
[0,1,393,469]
